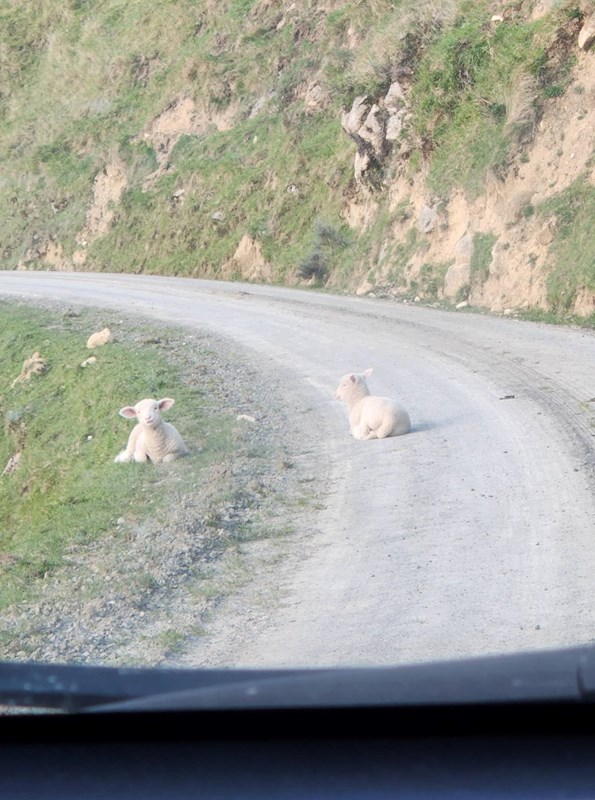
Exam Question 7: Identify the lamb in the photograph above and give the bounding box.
[335,368,411,440]
[114,397,188,463]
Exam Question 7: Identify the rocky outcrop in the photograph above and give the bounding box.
[301,81,329,114]
[341,81,408,184]
[339,21,595,319]
[578,12,595,51]
[384,82,408,142]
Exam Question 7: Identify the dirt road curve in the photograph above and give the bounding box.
[2,271,594,668]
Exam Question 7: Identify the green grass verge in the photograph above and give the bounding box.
[0,302,233,609]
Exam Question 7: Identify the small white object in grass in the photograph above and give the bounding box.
[86,328,113,349]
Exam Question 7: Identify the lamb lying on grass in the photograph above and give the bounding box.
[114,398,188,463]
[335,368,411,440]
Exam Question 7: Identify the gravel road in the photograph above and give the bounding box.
[1,271,594,669]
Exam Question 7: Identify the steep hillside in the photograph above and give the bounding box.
[1,0,593,321]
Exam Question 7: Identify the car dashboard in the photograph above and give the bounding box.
[2,648,595,798]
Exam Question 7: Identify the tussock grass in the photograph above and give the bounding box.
[409,4,550,196]
[470,232,497,287]
[538,176,595,312]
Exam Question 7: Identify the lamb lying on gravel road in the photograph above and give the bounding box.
[335,368,411,440]
[114,397,188,463]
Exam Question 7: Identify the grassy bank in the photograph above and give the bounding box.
[0,1,591,318]
[0,302,234,610]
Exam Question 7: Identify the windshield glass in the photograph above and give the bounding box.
[0,0,594,705]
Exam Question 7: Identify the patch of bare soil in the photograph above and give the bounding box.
[0,306,325,669]
[134,95,240,187]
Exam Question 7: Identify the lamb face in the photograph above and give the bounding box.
[119,397,174,428]
[335,369,372,406]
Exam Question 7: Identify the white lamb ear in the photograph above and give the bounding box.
[158,398,175,411]
[363,368,373,378]
[119,406,137,419]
